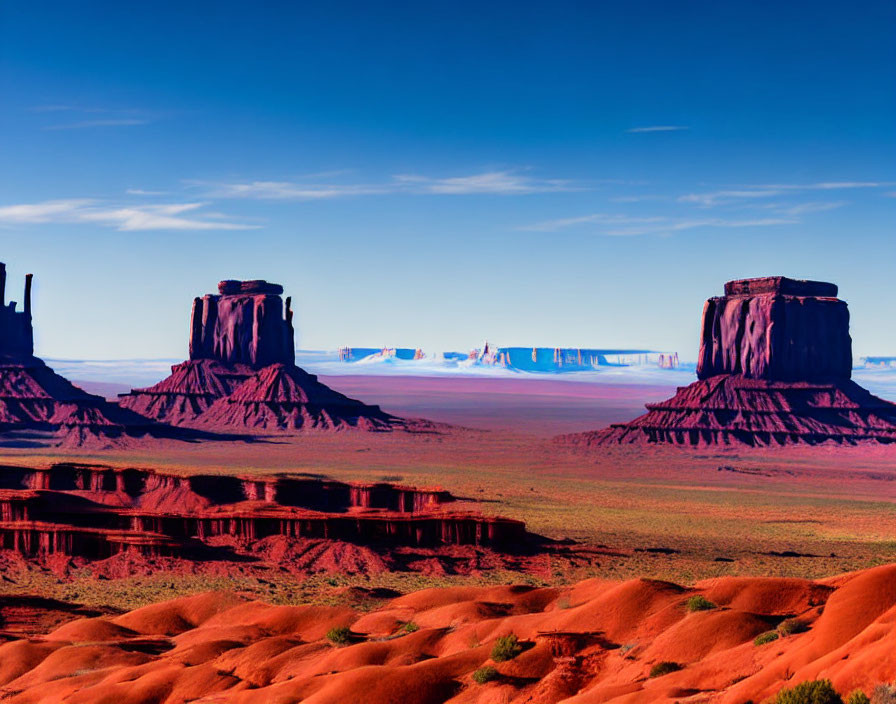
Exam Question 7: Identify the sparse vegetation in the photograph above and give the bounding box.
[399,621,419,634]
[771,679,842,704]
[472,666,499,684]
[685,595,717,612]
[754,630,780,646]
[777,618,809,637]
[845,691,870,704]
[871,683,896,704]
[325,626,353,646]
[491,634,522,662]
[649,661,682,677]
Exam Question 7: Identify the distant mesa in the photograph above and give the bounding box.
[337,343,680,372]
[474,342,679,372]
[120,279,425,432]
[563,276,896,446]
[0,262,191,448]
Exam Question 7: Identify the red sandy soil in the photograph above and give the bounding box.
[76,374,676,436]
[317,375,678,435]
[1,564,895,703]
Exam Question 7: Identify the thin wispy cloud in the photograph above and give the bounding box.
[521,213,794,236]
[44,119,150,131]
[126,188,170,196]
[680,181,891,207]
[197,170,576,200]
[626,125,689,133]
[30,105,155,130]
[520,213,665,232]
[29,105,107,113]
[765,201,848,217]
[602,217,795,237]
[198,181,389,200]
[0,199,257,231]
[393,171,573,194]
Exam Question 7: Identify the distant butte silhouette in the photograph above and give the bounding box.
[565,276,896,446]
[0,262,191,448]
[119,279,425,432]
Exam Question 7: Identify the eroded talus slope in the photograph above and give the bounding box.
[1,565,895,703]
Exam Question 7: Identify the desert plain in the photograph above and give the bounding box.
[0,370,894,703]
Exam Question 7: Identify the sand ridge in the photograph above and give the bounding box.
[1,564,895,703]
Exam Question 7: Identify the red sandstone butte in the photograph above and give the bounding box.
[120,279,426,432]
[563,276,896,446]
[0,263,187,448]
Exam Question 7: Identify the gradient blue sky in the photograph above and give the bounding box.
[1,1,894,360]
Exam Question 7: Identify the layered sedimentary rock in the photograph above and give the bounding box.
[0,463,525,561]
[697,277,851,382]
[190,280,295,367]
[566,277,896,446]
[0,263,186,448]
[120,280,415,431]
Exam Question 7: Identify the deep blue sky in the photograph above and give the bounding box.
[1,1,894,359]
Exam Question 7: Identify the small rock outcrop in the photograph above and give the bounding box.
[120,280,421,432]
[0,263,188,448]
[564,277,896,446]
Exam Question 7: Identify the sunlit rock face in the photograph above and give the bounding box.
[561,276,896,446]
[189,279,295,368]
[697,277,852,382]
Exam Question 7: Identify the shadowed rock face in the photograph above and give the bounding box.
[697,277,852,382]
[0,463,524,561]
[0,263,201,448]
[563,276,896,446]
[0,263,34,360]
[189,279,295,368]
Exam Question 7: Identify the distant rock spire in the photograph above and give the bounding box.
[0,262,34,359]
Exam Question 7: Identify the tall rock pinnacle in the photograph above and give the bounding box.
[0,263,34,360]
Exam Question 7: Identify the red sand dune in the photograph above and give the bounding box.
[2,564,895,703]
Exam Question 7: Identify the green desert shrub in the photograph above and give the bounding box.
[685,595,717,612]
[845,691,870,704]
[491,633,523,662]
[325,626,352,646]
[472,666,499,684]
[777,618,809,637]
[649,661,682,677]
[754,630,780,646]
[400,621,419,634]
[772,679,842,704]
